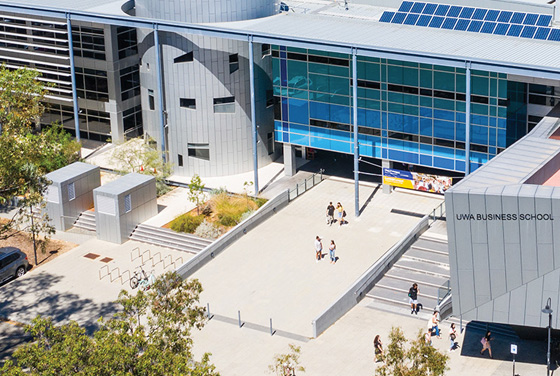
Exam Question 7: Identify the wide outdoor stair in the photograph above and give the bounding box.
[129,223,212,254]
[73,210,96,231]
[366,233,450,314]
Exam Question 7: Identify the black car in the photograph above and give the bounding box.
[0,247,29,283]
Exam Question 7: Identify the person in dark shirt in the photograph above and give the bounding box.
[408,283,419,315]
[326,202,335,225]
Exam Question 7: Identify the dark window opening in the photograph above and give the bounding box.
[358,127,381,136]
[308,54,349,67]
[178,154,183,166]
[174,51,193,63]
[434,138,455,148]
[262,44,271,57]
[433,90,455,100]
[213,96,235,113]
[188,143,210,161]
[471,95,489,104]
[267,132,274,154]
[148,89,155,110]
[229,54,239,74]
[272,50,280,58]
[266,90,274,108]
[356,80,381,90]
[180,98,196,109]
[287,52,307,61]
[470,144,488,153]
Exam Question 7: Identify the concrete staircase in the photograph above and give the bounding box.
[129,223,212,254]
[73,210,96,231]
[366,233,450,316]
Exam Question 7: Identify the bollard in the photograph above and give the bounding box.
[207,303,211,319]
[238,310,242,328]
[270,318,273,336]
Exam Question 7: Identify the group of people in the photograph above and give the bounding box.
[314,236,337,264]
[326,202,346,226]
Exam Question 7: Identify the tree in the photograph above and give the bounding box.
[109,137,173,196]
[269,344,305,376]
[375,327,449,376]
[0,65,80,245]
[188,174,206,215]
[1,272,219,375]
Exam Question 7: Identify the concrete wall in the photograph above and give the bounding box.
[45,162,100,231]
[446,184,560,328]
[94,173,157,243]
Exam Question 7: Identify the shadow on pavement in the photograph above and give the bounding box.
[460,321,549,367]
[0,271,119,335]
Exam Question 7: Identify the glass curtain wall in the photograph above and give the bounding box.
[272,46,511,173]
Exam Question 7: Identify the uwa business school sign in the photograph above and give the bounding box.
[455,213,554,221]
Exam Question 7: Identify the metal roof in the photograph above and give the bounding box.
[45,162,99,183]
[94,173,154,195]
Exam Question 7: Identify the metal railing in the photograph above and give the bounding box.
[437,279,451,304]
[429,200,446,224]
[288,169,325,201]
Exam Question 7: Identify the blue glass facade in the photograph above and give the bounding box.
[272,46,516,173]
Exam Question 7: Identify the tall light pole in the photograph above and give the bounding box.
[542,297,553,376]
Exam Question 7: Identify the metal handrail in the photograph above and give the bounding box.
[288,168,325,201]
[429,200,446,224]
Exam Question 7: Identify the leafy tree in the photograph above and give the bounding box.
[0,66,80,246]
[269,344,305,376]
[109,137,173,196]
[1,272,219,375]
[188,174,206,215]
[375,327,449,376]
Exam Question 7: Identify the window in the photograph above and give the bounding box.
[71,25,106,60]
[213,96,235,113]
[178,154,183,166]
[267,132,274,154]
[180,98,196,109]
[229,54,239,74]
[75,67,109,102]
[174,51,193,63]
[116,27,138,59]
[68,182,76,201]
[124,194,132,213]
[262,44,271,58]
[266,90,274,108]
[148,89,155,110]
[188,143,210,161]
[120,65,140,101]
[123,105,143,139]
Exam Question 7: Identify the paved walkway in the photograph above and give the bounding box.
[190,178,443,337]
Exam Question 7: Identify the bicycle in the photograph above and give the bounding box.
[130,266,154,290]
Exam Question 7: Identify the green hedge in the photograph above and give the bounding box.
[170,214,204,234]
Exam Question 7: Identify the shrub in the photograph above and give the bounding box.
[170,214,204,234]
[200,204,213,217]
[194,219,222,240]
[210,187,228,196]
[239,210,255,223]
[218,213,239,227]
[253,197,267,208]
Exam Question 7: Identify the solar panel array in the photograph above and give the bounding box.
[379,1,560,41]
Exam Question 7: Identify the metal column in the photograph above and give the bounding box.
[66,14,81,142]
[249,36,259,194]
[153,25,167,162]
[352,48,359,217]
[465,62,471,175]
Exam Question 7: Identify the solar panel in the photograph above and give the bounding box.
[434,4,450,16]
[484,10,499,21]
[454,19,470,31]
[379,11,395,23]
[404,13,420,25]
[422,3,437,15]
[441,17,457,29]
[428,16,445,28]
[493,23,510,35]
[481,22,497,34]
[398,1,414,12]
[523,14,538,25]
[507,24,523,36]
[536,15,552,26]
[467,20,483,32]
[510,12,526,24]
[497,11,513,23]
[520,25,537,38]
[416,14,432,26]
[391,12,407,24]
[472,9,487,20]
[447,6,462,18]
[459,7,475,19]
[410,2,426,13]
[548,29,560,41]
[533,27,551,40]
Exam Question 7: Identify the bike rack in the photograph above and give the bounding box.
[110,267,121,283]
[130,247,140,262]
[99,265,110,280]
[163,254,173,269]
[173,256,184,269]
[141,249,151,265]
[151,252,162,267]
[121,269,131,285]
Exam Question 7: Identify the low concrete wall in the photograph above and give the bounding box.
[176,190,290,279]
[311,215,430,338]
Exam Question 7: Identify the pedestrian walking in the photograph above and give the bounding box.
[430,310,441,338]
[424,326,432,346]
[408,283,419,314]
[336,202,345,226]
[314,236,323,263]
[480,330,493,358]
[326,202,335,225]
[449,323,458,351]
[374,335,384,362]
[329,240,336,264]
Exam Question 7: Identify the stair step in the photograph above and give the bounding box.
[410,245,448,257]
[129,233,201,254]
[394,258,450,278]
[401,254,450,268]
[132,227,211,248]
[414,238,449,253]
[135,224,212,245]
[384,273,449,289]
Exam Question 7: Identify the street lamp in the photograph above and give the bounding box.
[542,297,553,376]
